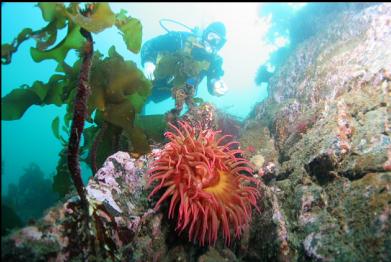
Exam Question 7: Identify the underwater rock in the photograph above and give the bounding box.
[240,123,280,184]
[181,102,242,139]
[245,184,292,262]
[1,151,167,261]
[197,247,238,262]
[250,154,265,171]
[305,152,338,185]
[244,3,391,261]
[181,102,218,130]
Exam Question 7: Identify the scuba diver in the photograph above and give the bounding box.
[141,21,229,118]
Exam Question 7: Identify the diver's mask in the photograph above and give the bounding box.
[204,32,226,53]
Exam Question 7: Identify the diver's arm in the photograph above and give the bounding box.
[206,55,227,96]
[207,55,224,81]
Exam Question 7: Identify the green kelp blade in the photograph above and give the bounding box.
[102,99,136,130]
[1,44,16,65]
[2,28,33,65]
[102,100,150,154]
[44,77,66,106]
[30,23,85,63]
[35,3,67,51]
[125,126,151,155]
[51,116,61,140]
[135,114,167,142]
[128,92,148,114]
[38,2,59,21]
[88,46,150,111]
[38,2,66,27]
[1,88,41,120]
[53,149,72,198]
[50,115,67,145]
[88,85,106,114]
[66,3,116,33]
[115,10,142,54]
[34,21,59,51]
[1,75,66,120]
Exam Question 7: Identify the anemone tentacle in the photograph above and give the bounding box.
[148,121,260,246]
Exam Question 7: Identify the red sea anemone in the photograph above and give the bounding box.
[148,121,260,246]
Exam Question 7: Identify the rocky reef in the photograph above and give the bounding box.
[2,3,390,262]
[1,151,166,261]
[241,3,391,261]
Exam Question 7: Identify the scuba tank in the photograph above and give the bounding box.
[159,19,202,38]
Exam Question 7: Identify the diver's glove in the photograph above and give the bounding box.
[143,61,156,81]
[211,79,228,96]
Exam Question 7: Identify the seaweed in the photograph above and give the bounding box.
[67,24,93,209]
[135,114,167,143]
[1,204,23,236]
[2,163,59,225]
[2,3,156,258]
[115,9,143,53]
[1,3,152,197]
[52,149,73,198]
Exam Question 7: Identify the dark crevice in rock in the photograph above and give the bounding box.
[340,167,390,181]
[109,157,124,173]
[304,153,337,185]
[278,152,291,164]
[351,103,388,118]
[276,169,293,181]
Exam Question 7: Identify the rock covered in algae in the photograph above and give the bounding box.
[1,151,167,261]
[242,3,391,261]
